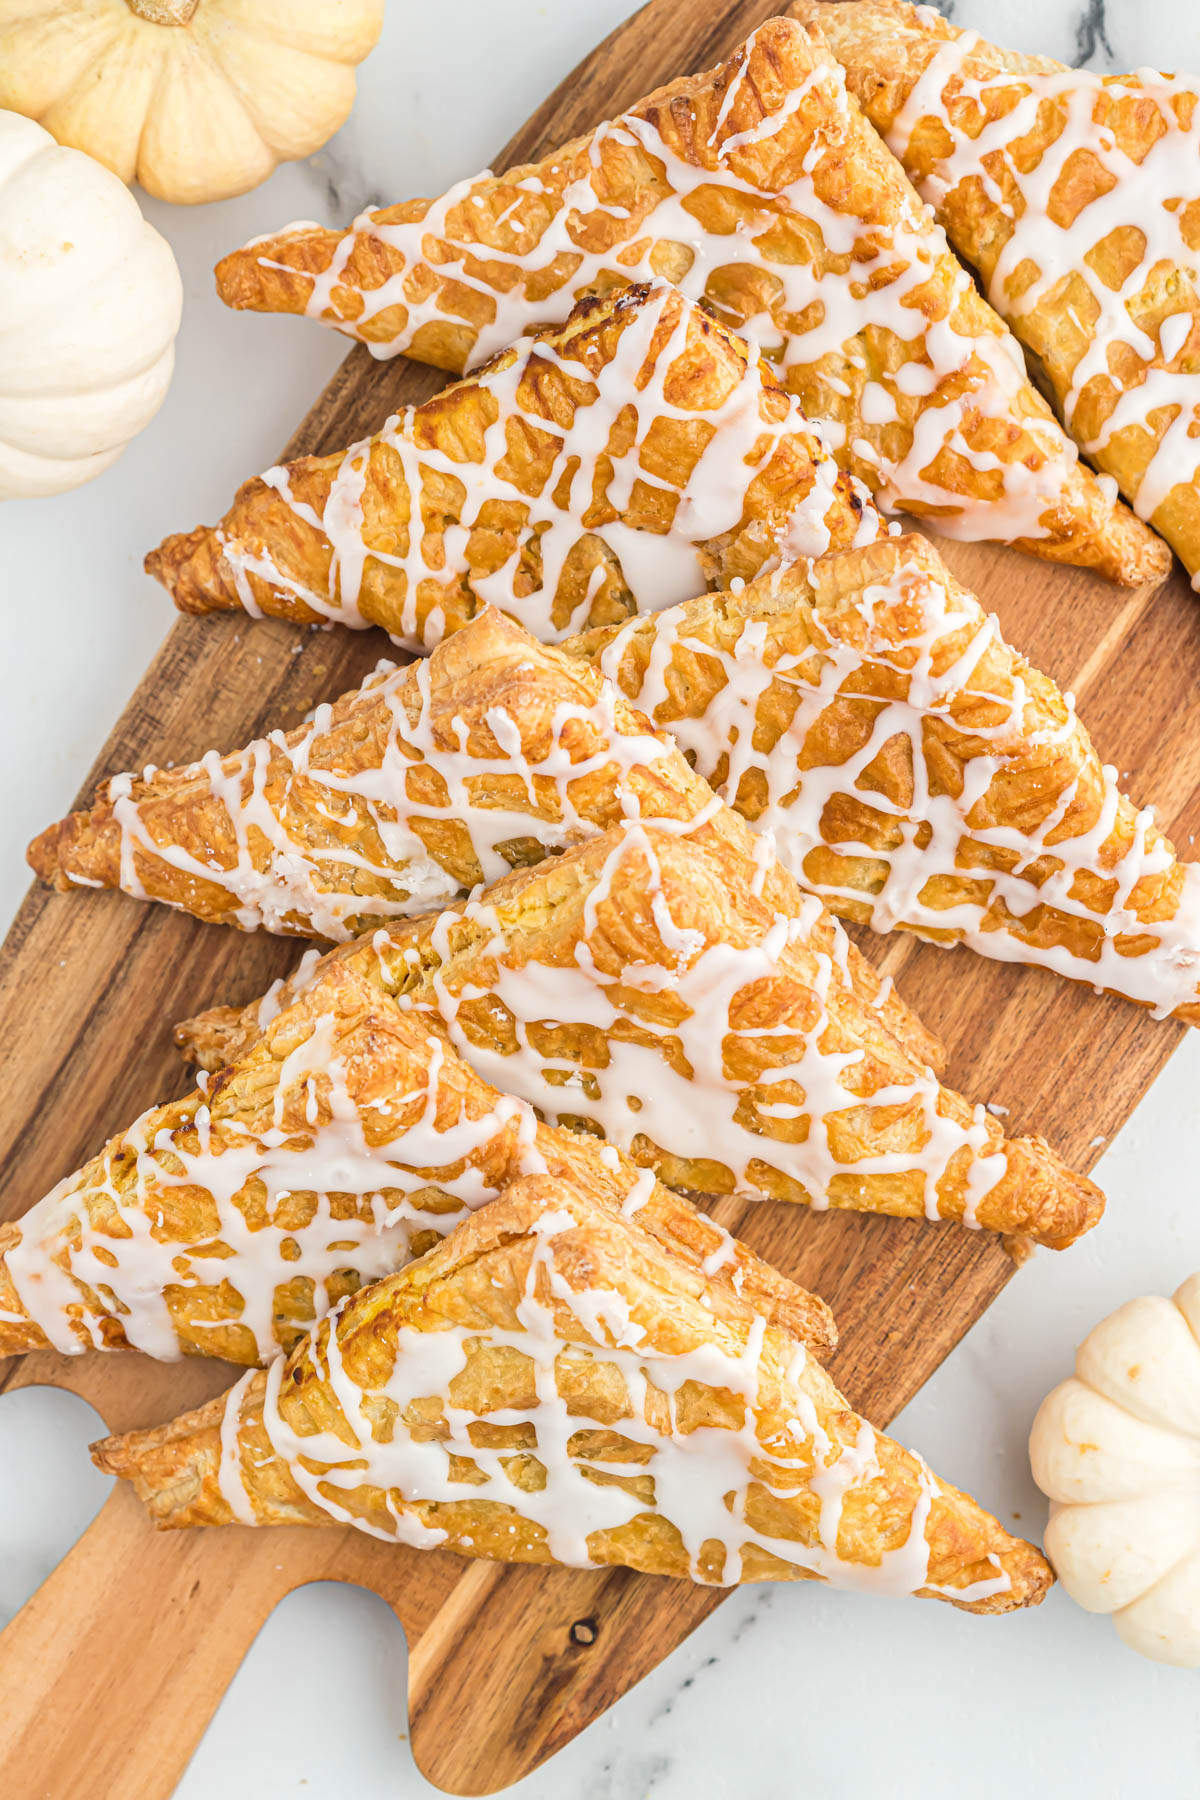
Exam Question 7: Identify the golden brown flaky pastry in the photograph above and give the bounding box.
[797,0,1199,585]
[211,17,1164,582]
[25,608,713,941]
[0,959,834,1365]
[146,283,877,649]
[33,539,1200,1021]
[176,820,1102,1247]
[93,1173,1052,1610]
[25,607,943,1075]
[171,802,940,1079]
[569,535,1200,1025]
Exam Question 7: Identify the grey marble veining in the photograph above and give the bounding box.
[293,0,1194,255]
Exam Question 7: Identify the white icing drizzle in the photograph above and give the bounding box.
[220,284,878,650]
[595,553,1200,1018]
[239,1201,1011,1600]
[400,822,1008,1225]
[0,1019,545,1362]
[257,949,325,1028]
[254,25,1088,543]
[217,1369,261,1524]
[887,28,1200,579]
[97,649,672,940]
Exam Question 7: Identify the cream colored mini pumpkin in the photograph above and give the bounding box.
[1030,1273,1200,1666]
[0,111,182,498]
[0,0,385,205]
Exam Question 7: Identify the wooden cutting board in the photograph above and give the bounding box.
[1,2,1198,1794]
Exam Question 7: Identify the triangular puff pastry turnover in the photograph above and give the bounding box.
[176,819,1103,1247]
[93,1174,1053,1609]
[24,606,942,1074]
[572,535,1200,1024]
[146,282,878,649]
[211,17,1164,582]
[39,535,1197,1023]
[797,0,1200,586]
[26,607,704,941]
[0,960,833,1365]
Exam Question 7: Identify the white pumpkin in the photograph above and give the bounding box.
[0,0,386,205]
[1030,1273,1200,1667]
[0,111,182,499]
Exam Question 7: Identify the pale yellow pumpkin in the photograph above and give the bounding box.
[0,0,385,204]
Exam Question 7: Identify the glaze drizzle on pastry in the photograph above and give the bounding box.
[402,823,1092,1238]
[0,968,811,1367]
[585,537,1200,1021]
[0,978,540,1362]
[50,646,674,940]
[212,18,1157,576]
[95,1178,1051,1610]
[228,1192,1009,1596]
[147,283,879,649]
[801,0,1200,584]
[889,33,1200,580]
[179,816,1103,1246]
[40,538,1197,1017]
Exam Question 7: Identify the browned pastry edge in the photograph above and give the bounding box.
[211,14,1169,587]
[791,0,1185,583]
[92,1174,1054,1611]
[173,820,1104,1248]
[0,959,839,1364]
[144,281,869,628]
[28,601,946,1076]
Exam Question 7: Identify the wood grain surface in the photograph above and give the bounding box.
[2,2,1198,1794]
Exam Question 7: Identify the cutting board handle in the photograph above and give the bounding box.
[0,1483,293,1800]
[405,1557,722,1795]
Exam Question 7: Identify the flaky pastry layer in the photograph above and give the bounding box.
[212,16,1163,582]
[571,534,1200,1024]
[0,961,833,1365]
[797,0,1197,584]
[146,282,875,647]
[27,609,705,940]
[175,817,1103,1248]
[35,535,1199,1023]
[94,1174,1052,1609]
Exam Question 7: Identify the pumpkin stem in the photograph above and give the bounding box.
[126,0,200,23]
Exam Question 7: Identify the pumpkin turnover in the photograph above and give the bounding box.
[569,534,1200,1024]
[145,282,879,649]
[93,1173,1053,1611]
[35,536,1200,1023]
[25,608,706,942]
[175,819,1103,1248]
[212,16,1163,583]
[0,961,833,1366]
[797,0,1200,587]
[25,598,937,1070]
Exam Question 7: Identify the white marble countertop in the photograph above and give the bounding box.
[4,2,1200,1795]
